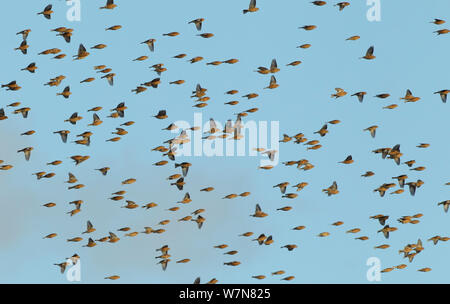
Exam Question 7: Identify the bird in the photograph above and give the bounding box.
[16,29,31,40]
[21,62,37,73]
[251,204,268,218]
[323,182,339,196]
[339,155,354,164]
[17,147,33,161]
[264,76,279,89]
[57,86,71,99]
[243,0,259,14]
[364,126,378,138]
[141,39,156,52]
[434,90,449,103]
[438,200,450,213]
[361,46,376,60]
[73,44,90,60]
[189,18,205,31]
[335,2,350,10]
[37,4,53,19]
[100,0,117,10]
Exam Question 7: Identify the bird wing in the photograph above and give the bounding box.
[24,149,31,161]
[182,166,189,177]
[270,76,276,85]
[78,44,87,55]
[255,204,262,212]
[270,59,277,70]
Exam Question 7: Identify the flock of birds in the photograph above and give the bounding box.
[2,0,449,283]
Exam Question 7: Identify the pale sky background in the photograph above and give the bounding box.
[0,0,449,283]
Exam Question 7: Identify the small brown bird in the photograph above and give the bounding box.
[17,29,31,40]
[251,204,268,218]
[361,46,376,60]
[400,89,421,103]
[431,18,446,25]
[163,32,179,37]
[100,0,117,9]
[57,86,71,99]
[189,18,205,31]
[243,0,259,14]
[141,39,156,52]
[438,200,450,213]
[17,147,33,161]
[37,4,53,19]
[364,126,378,138]
[264,76,279,89]
[299,25,317,31]
[434,89,449,103]
[331,88,347,98]
[314,124,328,137]
[297,44,312,49]
[83,238,97,248]
[322,181,339,196]
[281,244,298,251]
[335,2,350,11]
[154,110,168,119]
[65,112,82,125]
[21,130,35,136]
[339,155,354,164]
[73,44,90,60]
[346,35,360,41]
[106,25,122,31]
[21,62,37,73]
[198,33,214,39]
[311,1,327,6]
[434,29,449,35]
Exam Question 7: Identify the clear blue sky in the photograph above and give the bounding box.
[0,0,449,283]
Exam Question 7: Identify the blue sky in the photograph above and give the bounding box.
[0,0,449,283]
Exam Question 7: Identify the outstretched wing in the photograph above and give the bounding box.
[331,181,338,190]
[78,44,87,55]
[24,149,31,161]
[270,59,277,70]
[408,184,416,196]
[182,166,189,177]
[255,204,262,213]
[270,76,277,86]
